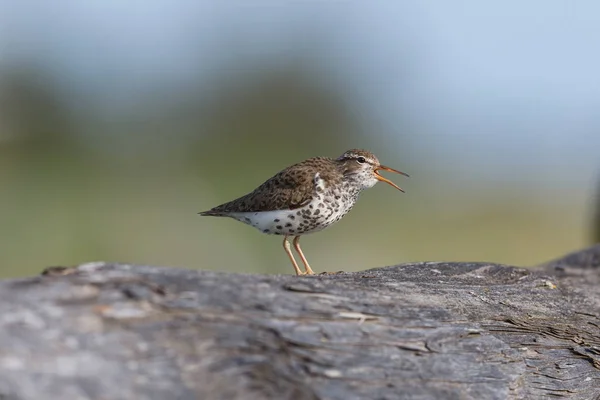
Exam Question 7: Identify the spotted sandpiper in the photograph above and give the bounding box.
[199,149,408,275]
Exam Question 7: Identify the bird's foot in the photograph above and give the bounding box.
[296,271,315,276]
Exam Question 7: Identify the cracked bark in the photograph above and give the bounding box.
[0,245,599,400]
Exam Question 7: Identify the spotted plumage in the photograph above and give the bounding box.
[199,149,408,275]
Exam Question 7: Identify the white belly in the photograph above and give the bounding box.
[229,194,354,236]
[228,173,359,236]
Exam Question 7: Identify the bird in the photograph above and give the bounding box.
[198,149,408,275]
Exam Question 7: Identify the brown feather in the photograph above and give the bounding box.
[199,157,343,214]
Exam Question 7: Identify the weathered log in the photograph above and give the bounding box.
[0,245,599,400]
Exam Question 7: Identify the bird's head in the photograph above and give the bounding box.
[336,149,409,192]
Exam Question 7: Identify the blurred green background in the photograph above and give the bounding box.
[1,1,599,278]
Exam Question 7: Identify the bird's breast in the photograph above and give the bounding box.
[229,187,358,236]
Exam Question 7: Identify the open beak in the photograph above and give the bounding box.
[374,165,409,192]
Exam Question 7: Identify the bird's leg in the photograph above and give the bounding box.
[283,235,304,276]
[293,236,315,275]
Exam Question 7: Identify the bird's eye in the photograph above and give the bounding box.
[356,156,366,164]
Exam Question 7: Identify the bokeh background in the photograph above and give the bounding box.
[1,1,599,278]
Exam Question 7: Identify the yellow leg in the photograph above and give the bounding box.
[283,235,304,276]
[293,236,315,275]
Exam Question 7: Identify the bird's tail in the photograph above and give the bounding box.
[198,210,224,217]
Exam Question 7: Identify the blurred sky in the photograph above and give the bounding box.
[1,1,599,275]
[2,0,599,184]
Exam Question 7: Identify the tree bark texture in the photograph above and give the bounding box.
[0,245,599,400]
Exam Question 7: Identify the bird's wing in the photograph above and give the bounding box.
[205,158,336,214]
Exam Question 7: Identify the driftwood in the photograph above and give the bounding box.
[0,245,599,400]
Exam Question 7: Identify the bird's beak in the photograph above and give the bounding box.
[374,165,409,192]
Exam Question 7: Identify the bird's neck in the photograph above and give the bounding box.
[338,179,363,200]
